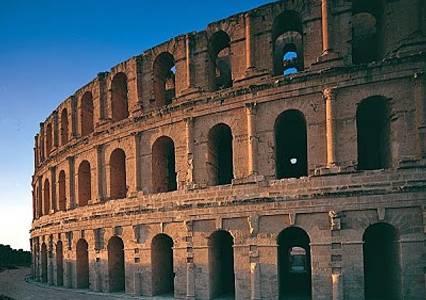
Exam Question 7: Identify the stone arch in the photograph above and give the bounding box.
[153,52,176,107]
[76,239,89,289]
[109,148,127,200]
[78,160,91,207]
[41,243,48,283]
[60,108,69,145]
[208,230,235,298]
[356,96,390,170]
[108,236,125,292]
[58,170,66,211]
[207,123,234,186]
[152,136,177,193]
[352,0,384,64]
[81,91,94,137]
[208,30,232,90]
[272,10,304,76]
[56,241,64,286]
[274,110,308,179]
[111,72,129,122]
[151,233,174,296]
[363,223,401,300]
[43,179,50,215]
[277,226,312,299]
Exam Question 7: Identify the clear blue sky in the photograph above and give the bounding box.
[0,0,273,250]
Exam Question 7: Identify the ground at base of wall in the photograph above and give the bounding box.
[0,268,175,300]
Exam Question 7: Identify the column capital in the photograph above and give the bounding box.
[323,87,338,101]
[245,102,257,113]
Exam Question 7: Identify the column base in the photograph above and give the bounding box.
[312,51,345,70]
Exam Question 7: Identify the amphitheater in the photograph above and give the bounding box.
[30,0,426,299]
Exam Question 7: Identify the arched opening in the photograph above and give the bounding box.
[78,160,91,207]
[208,230,235,298]
[153,52,176,107]
[41,243,48,283]
[352,0,384,64]
[272,11,304,76]
[356,96,390,170]
[76,239,89,289]
[81,92,94,137]
[151,234,174,296]
[109,148,127,200]
[58,170,66,211]
[209,30,232,90]
[60,108,69,146]
[363,223,401,300]
[277,227,311,299]
[207,123,234,186]
[56,241,63,286]
[111,72,129,122]
[152,136,177,193]
[275,110,308,179]
[108,236,125,292]
[43,179,50,215]
[46,123,53,154]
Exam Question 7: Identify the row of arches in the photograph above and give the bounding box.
[36,96,391,217]
[39,223,401,299]
[39,1,388,163]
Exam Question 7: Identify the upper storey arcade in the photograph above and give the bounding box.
[33,0,426,168]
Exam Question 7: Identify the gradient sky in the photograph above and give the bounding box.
[0,0,273,250]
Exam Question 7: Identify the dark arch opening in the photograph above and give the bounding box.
[275,110,308,179]
[76,239,89,289]
[207,123,234,186]
[209,30,232,90]
[363,223,401,300]
[352,0,384,64]
[151,234,174,296]
[109,148,127,200]
[58,170,66,211]
[60,108,69,146]
[111,72,129,122]
[208,230,235,298]
[153,52,176,107]
[56,241,63,286]
[41,243,48,283]
[81,92,94,137]
[278,227,311,299]
[108,236,125,292]
[78,160,91,207]
[356,96,390,170]
[272,11,304,76]
[43,179,50,215]
[152,136,177,193]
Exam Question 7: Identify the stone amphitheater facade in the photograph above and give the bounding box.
[30,0,426,299]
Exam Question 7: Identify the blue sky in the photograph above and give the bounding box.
[0,0,273,250]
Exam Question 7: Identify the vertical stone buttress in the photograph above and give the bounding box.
[96,144,105,202]
[50,166,57,212]
[186,34,192,89]
[246,103,258,175]
[185,117,195,186]
[415,72,426,159]
[67,156,75,209]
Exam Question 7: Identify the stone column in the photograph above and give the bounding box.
[50,167,57,212]
[414,72,426,159]
[135,133,142,191]
[185,117,195,185]
[96,145,105,202]
[186,34,192,89]
[321,0,333,55]
[245,13,254,71]
[71,95,78,138]
[324,88,337,166]
[250,262,261,300]
[67,156,76,209]
[246,103,258,176]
